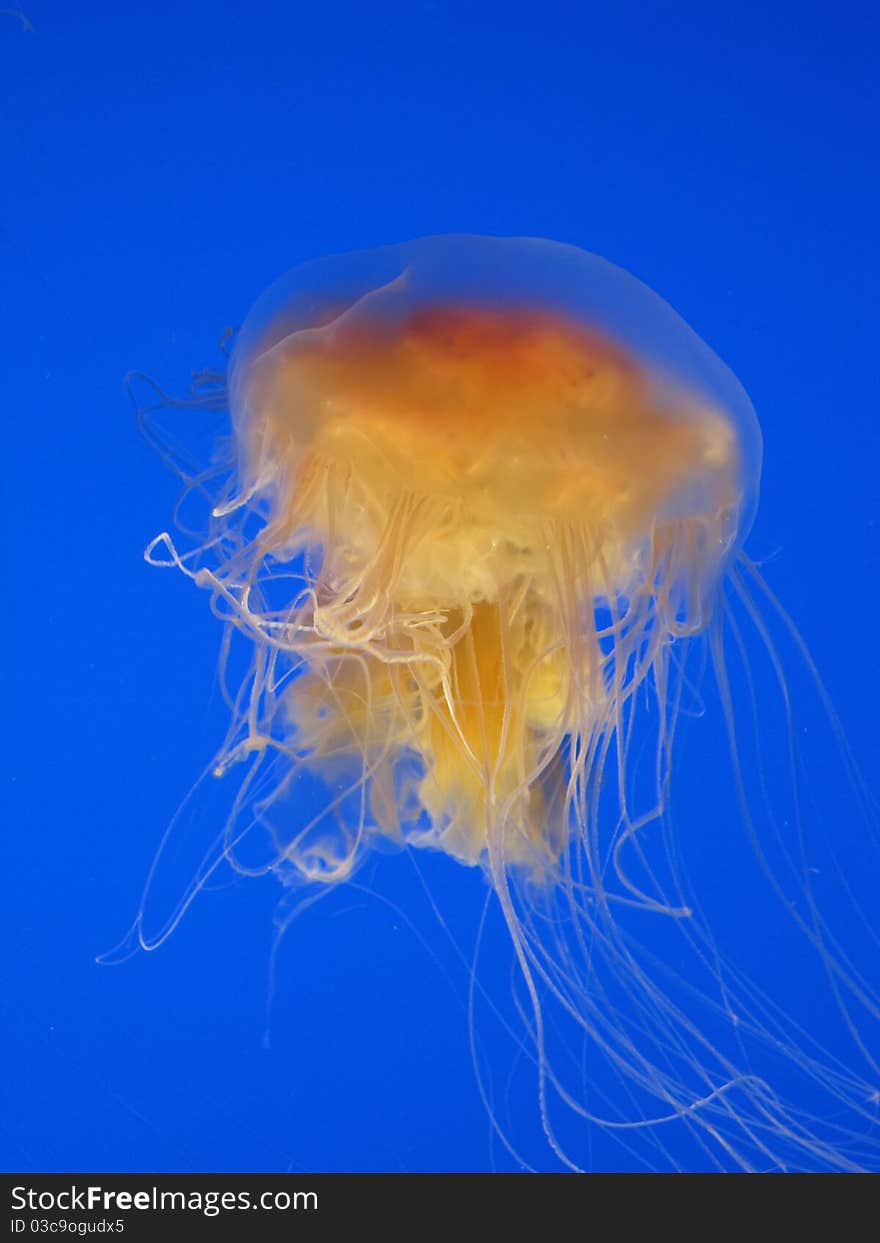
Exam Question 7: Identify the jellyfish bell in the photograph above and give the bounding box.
[130,235,879,1172]
[229,237,760,544]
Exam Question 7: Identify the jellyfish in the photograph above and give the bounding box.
[131,235,880,1172]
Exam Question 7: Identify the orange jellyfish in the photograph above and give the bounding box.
[133,236,880,1172]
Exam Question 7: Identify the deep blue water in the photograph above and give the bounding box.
[2,1,878,1173]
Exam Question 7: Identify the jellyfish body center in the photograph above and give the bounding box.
[235,252,748,874]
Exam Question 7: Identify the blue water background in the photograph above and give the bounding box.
[2,1,878,1172]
